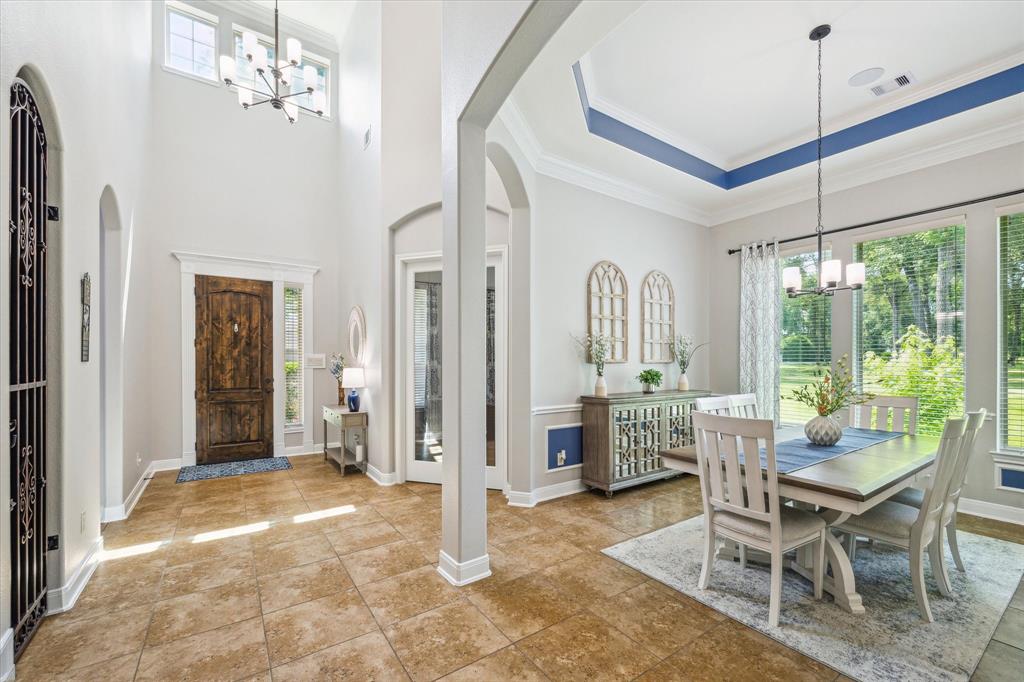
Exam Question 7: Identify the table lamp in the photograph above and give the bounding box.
[342,367,366,412]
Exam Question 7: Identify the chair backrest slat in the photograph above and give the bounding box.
[693,412,779,529]
[851,395,919,435]
[947,410,987,507]
[695,393,759,418]
[914,416,968,542]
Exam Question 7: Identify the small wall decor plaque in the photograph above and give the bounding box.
[80,273,91,362]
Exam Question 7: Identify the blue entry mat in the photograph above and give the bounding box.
[762,427,906,474]
[176,457,292,483]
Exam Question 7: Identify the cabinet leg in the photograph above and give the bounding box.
[605,490,614,499]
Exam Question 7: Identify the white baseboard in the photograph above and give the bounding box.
[0,628,12,682]
[47,535,103,614]
[367,463,397,486]
[151,457,183,472]
[437,550,491,586]
[505,478,588,508]
[284,442,339,457]
[959,497,1024,525]
[100,503,126,524]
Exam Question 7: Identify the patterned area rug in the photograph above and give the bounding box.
[603,515,1024,682]
[176,457,292,483]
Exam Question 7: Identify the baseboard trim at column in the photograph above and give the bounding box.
[437,550,491,586]
[0,628,13,682]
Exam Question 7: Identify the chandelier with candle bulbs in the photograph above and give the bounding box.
[217,0,326,124]
[782,25,865,298]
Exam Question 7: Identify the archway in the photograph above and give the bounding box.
[98,185,124,521]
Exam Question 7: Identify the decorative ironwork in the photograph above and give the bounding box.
[9,78,49,661]
[665,400,695,449]
[613,405,662,480]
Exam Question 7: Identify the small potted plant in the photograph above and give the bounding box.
[636,368,663,394]
[789,355,873,446]
[329,352,346,405]
[573,333,611,397]
[673,334,707,391]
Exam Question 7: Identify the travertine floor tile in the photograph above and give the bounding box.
[15,605,152,675]
[135,617,269,681]
[439,646,548,681]
[13,652,140,682]
[359,564,461,625]
[270,631,409,681]
[385,601,510,681]
[158,551,255,599]
[146,579,261,646]
[262,589,378,666]
[541,553,645,604]
[341,540,429,585]
[325,520,404,555]
[467,573,579,641]
[253,532,336,575]
[257,557,354,614]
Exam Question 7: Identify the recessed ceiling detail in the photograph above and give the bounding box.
[572,62,1024,191]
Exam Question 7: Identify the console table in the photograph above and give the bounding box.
[581,389,710,496]
[322,404,368,476]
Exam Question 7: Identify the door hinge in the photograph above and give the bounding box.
[46,204,60,221]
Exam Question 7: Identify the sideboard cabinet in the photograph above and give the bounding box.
[581,389,711,496]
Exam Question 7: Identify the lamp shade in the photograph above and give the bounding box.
[242,31,258,59]
[302,65,317,91]
[287,38,302,65]
[820,259,842,286]
[846,262,866,287]
[237,87,252,107]
[782,266,801,291]
[253,48,268,73]
[342,368,366,389]
[219,54,236,83]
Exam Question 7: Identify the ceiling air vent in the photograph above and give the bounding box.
[870,71,917,97]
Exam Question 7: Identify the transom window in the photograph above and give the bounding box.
[999,209,1024,452]
[165,1,218,81]
[853,222,965,437]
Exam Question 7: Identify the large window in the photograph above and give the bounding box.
[165,2,218,81]
[999,210,1024,452]
[854,222,965,436]
[779,249,832,424]
[284,287,304,428]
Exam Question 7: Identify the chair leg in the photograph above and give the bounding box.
[946,517,965,573]
[910,548,933,623]
[929,533,952,597]
[813,532,825,600]
[844,533,857,562]
[768,549,783,628]
[738,543,747,569]
[699,525,716,590]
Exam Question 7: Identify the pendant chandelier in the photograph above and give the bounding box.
[783,24,865,298]
[217,0,326,124]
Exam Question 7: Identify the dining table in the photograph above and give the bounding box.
[660,425,939,614]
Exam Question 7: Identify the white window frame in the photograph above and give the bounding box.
[163,0,221,85]
[231,24,332,120]
[996,202,1024,457]
[283,284,307,433]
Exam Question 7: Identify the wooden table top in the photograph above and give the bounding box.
[661,427,939,502]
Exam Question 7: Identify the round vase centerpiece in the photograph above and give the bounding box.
[677,373,689,391]
[805,414,842,446]
[594,375,607,397]
[642,383,656,394]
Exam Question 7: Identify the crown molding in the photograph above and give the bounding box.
[206,0,339,53]
[707,118,1024,225]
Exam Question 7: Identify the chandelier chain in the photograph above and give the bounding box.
[816,36,823,236]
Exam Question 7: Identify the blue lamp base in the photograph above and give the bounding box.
[347,389,361,412]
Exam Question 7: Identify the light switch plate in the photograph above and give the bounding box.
[306,353,326,369]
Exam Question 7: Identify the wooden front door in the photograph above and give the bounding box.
[196,275,273,464]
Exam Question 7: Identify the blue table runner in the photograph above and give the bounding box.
[759,427,906,474]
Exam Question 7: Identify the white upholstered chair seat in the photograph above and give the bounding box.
[840,500,920,540]
[716,506,825,543]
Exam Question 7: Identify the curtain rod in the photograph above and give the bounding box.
[726,188,1024,255]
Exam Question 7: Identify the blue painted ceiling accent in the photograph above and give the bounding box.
[572,62,1024,190]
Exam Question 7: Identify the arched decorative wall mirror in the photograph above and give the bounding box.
[348,305,366,366]
[640,270,675,363]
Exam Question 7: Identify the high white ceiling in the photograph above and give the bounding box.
[502,0,1024,225]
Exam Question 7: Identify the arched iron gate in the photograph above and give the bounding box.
[9,79,48,660]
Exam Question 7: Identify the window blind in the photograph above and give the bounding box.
[999,211,1024,452]
[284,287,303,427]
[779,249,832,425]
[854,223,965,436]
[413,288,427,409]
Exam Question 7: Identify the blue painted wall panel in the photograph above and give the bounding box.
[547,425,583,470]
[1000,467,1024,491]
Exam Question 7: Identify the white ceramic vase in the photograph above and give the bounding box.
[677,373,689,391]
[805,414,842,446]
[594,375,607,397]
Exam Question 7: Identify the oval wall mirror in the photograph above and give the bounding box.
[348,305,366,366]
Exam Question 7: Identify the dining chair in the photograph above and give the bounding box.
[693,411,826,628]
[889,409,987,575]
[850,395,919,434]
[836,414,970,622]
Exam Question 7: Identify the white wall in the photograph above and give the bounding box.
[0,0,155,631]
[708,143,1024,510]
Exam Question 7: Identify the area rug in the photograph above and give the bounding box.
[602,515,1024,682]
[176,457,292,483]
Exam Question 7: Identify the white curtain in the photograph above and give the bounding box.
[739,240,781,425]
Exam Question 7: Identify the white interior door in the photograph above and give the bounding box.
[401,252,506,489]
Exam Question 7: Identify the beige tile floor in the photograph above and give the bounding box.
[13,454,1024,681]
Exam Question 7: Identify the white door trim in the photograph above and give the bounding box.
[394,248,508,489]
[174,251,319,466]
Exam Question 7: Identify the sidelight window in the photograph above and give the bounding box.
[284,286,304,428]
